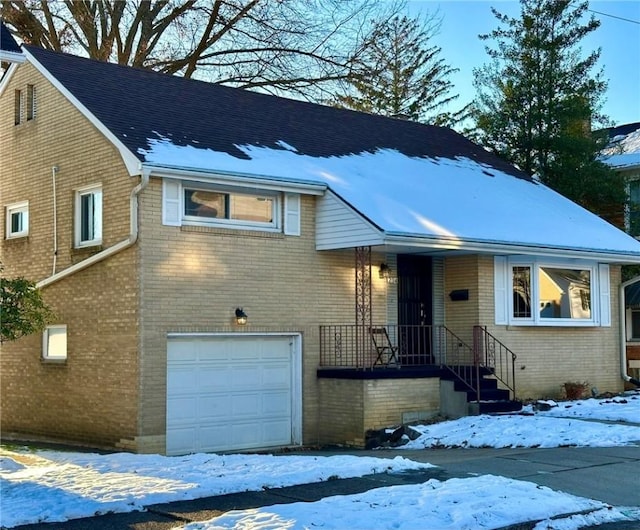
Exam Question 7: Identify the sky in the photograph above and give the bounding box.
[406,0,640,127]
[1,392,639,529]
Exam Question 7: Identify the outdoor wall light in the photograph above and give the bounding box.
[235,308,248,325]
[379,263,391,280]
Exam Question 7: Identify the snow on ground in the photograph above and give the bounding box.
[1,391,639,529]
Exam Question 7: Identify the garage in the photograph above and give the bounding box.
[166,333,301,456]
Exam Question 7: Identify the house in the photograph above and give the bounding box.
[3,28,640,456]
[601,122,640,388]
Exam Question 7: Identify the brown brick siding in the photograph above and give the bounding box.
[1,62,140,447]
[317,378,440,447]
[444,255,623,400]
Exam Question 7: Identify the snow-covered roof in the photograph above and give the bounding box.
[602,122,640,170]
[21,46,640,261]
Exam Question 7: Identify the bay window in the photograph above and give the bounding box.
[495,257,610,327]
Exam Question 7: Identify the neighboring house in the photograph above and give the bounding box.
[4,30,640,455]
[601,122,640,387]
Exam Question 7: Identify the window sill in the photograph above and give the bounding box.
[181,225,285,239]
[41,358,67,365]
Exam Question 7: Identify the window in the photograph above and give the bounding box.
[42,325,67,360]
[630,310,640,340]
[75,185,102,247]
[627,180,640,237]
[162,179,302,234]
[495,257,609,327]
[14,89,22,125]
[5,201,28,238]
[26,84,36,121]
[183,186,279,230]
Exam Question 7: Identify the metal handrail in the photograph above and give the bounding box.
[473,325,517,400]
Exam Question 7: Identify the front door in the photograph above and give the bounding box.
[397,255,433,364]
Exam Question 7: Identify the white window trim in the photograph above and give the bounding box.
[182,183,281,232]
[164,179,301,234]
[74,184,103,248]
[5,201,29,238]
[495,256,609,327]
[42,325,67,360]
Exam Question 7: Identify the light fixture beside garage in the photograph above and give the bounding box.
[235,307,248,325]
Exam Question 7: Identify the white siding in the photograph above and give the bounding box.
[316,191,383,250]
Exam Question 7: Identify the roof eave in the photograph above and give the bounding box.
[142,163,327,195]
[383,233,640,263]
[0,50,25,64]
[22,47,142,176]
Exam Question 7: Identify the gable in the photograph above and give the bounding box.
[18,46,640,262]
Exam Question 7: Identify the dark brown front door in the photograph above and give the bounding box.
[397,255,433,364]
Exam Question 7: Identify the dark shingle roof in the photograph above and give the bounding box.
[25,45,530,181]
[605,122,640,139]
[1,20,22,54]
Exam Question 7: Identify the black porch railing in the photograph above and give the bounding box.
[319,324,517,401]
[473,325,517,400]
[319,324,473,369]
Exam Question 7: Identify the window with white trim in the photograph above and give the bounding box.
[75,185,102,247]
[5,201,29,238]
[42,325,67,360]
[494,257,610,327]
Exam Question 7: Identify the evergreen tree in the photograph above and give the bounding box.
[332,14,462,126]
[471,0,625,220]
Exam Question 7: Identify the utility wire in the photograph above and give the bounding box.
[588,8,640,25]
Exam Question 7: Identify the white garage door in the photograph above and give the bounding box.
[166,334,300,456]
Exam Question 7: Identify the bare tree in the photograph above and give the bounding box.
[1,0,402,100]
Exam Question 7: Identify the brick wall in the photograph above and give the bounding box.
[1,62,141,447]
[444,255,623,400]
[135,179,391,451]
[317,378,440,447]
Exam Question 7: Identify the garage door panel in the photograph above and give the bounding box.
[166,427,197,455]
[168,341,199,361]
[198,395,233,420]
[168,367,197,392]
[197,366,231,391]
[230,365,262,387]
[262,420,292,444]
[262,364,291,386]
[167,396,198,424]
[262,392,291,415]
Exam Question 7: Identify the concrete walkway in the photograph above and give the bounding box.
[13,444,640,530]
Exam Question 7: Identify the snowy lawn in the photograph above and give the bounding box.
[1,391,639,529]
[402,391,640,449]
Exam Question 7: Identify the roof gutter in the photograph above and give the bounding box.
[383,233,640,264]
[36,169,149,289]
[619,276,640,387]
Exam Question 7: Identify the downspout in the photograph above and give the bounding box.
[36,169,150,289]
[619,276,640,387]
[51,166,58,275]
